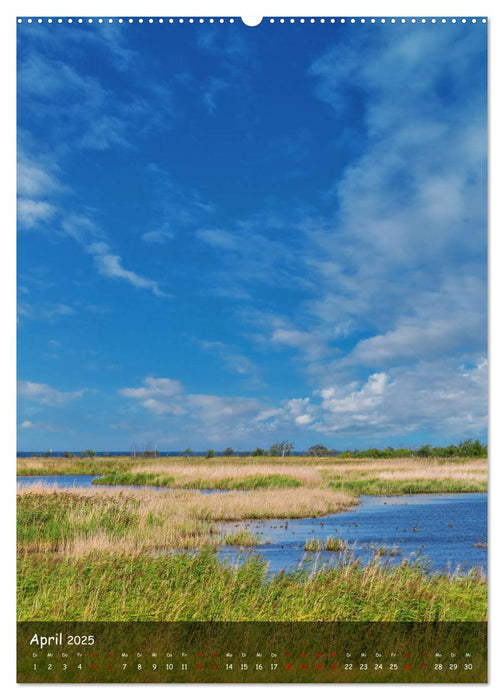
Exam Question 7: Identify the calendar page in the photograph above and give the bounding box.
[16,12,488,684]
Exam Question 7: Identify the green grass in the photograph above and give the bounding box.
[92,472,175,487]
[17,550,487,622]
[94,473,302,490]
[17,492,140,552]
[185,475,303,490]
[223,530,261,546]
[328,477,487,495]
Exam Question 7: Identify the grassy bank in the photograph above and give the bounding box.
[17,549,486,622]
[17,456,487,494]
[17,486,358,556]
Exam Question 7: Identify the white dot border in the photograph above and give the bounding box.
[16,16,489,25]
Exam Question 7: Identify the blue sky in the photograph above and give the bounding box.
[17,18,487,452]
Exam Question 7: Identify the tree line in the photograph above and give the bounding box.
[189,439,487,459]
[36,438,487,459]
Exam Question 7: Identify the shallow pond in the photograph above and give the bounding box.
[218,493,487,575]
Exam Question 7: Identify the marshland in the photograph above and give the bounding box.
[17,454,488,622]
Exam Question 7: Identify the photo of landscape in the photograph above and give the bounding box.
[16,15,487,683]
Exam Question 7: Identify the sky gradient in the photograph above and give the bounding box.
[17,18,487,452]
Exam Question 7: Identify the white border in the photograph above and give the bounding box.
[2,2,501,699]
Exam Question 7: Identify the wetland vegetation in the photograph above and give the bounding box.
[17,454,488,622]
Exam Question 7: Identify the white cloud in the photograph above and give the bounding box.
[87,242,167,297]
[202,77,229,115]
[120,377,183,400]
[119,376,266,439]
[18,300,75,322]
[142,225,175,244]
[320,373,390,415]
[196,228,239,249]
[19,420,54,431]
[313,360,486,437]
[17,158,62,198]
[198,340,261,382]
[17,380,84,406]
[17,198,56,228]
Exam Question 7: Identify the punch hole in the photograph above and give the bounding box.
[241,17,263,26]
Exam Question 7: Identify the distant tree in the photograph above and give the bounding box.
[269,440,294,457]
[458,439,487,457]
[103,452,110,457]
[64,451,74,458]
[394,448,413,458]
[82,449,96,459]
[223,447,234,457]
[182,448,192,457]
[252,447,266,456]
[205,449,215,459]
[44,450,52,457]
[306,444,330,457]
[416,444,433,458]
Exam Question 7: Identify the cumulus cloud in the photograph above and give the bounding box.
[17,380,84,406]
[19,420,54,431]
[313,360,486,437]
[118,376,266,441]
